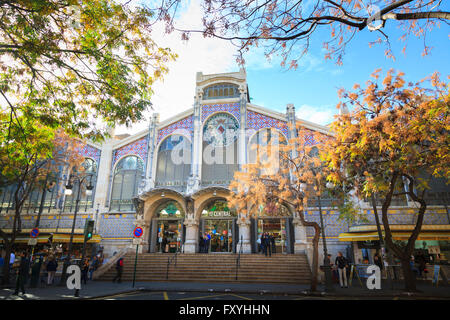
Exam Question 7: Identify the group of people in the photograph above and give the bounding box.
[257,233,276,257]
[199,232,211,253]
[0,249,105,296]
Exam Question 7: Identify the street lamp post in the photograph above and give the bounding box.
[318,181,335,292]
[59,173,93,289]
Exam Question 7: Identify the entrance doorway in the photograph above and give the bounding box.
[203,219,233,253]
[150,200,185,253]
[199,199,237,253]
[257,218,287,254]
[156,220,183,253]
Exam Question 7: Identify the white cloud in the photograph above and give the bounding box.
[114,0,238,135]
[296,104,337,126]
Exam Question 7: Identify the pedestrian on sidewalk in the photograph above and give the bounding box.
[374,253,383,271]
[13,251,30,296]
[46,255,58,285]
[89,255,99,280]
[335,252,348,288]
[257,235,262,253]
[0,252,4,274]
[81,258,90,284]
[263,233,271,257]
[204,233,211,253]
[30,255,43,288]
[199,234,204,253]
[112,257,123,283]
[9,251,15,271]
[416,252,426,278]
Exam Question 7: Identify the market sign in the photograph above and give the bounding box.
[206,211,233,217]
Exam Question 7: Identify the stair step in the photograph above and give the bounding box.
[99,253,311,284]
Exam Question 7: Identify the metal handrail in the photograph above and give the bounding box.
[166,246,181,280]
[235,235,243,280]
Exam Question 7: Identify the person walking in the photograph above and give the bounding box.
[46,255,58,285]
[335,252,348,288]
[270,233,276,254]
[13,251,30,296]
[112,257,123,283]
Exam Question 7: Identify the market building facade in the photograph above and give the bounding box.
[1,69,449,268]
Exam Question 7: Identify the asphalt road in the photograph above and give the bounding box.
[93,290,449,300]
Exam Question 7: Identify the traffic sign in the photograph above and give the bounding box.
[28,238,38,246]
[133,238,143,245]
[30,228,39,238]
[133,227,143,238]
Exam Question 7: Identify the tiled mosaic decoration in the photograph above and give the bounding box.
[77,144,102,164]
[112,137,149,169]
[157,116,194,145]
[98,214,136,239]
[202,103,241,123]
[247,111,289,139]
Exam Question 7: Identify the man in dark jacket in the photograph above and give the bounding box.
[13,251,30,295]
[335,252,348,288]
[270,234,276,254]
[112,258,123,283]
[263,233,272,257]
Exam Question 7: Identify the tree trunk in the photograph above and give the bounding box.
[296,205,321,292]
[310,225,321,292]
[400,257,417,292]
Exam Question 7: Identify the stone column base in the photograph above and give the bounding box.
[237,240,252,254]
[294,241,309,254]
[183,240,197,254]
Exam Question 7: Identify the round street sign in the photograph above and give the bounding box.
[30,228,39,238]
[133,227,143,238]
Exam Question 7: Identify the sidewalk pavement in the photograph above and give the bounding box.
[0,279,449,300]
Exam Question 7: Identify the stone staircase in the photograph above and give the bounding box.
[98,253,311,284]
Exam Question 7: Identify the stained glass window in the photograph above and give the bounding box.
[203,83,240,100]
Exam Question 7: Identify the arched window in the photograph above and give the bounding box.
[110,155,144,211]
[155,200,185,218]
[203,83,240,100]
[248,128,286,165]
[201,199,236,217]
[202,113,239,186]
[64,158,98,212]
[155,135,191,191]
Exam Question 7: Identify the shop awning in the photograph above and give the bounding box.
[339,231,450,242]
[0,235,51,244]
[52,234,102,243]
[0,233,102,244]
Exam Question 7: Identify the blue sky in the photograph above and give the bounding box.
[245,18,450,124]
[116,0,450,134]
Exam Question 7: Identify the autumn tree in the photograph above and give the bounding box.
[0,0,176,141]
[156,0,449,66]
[0,114,84,284]
[228,127,332,291]
[323,69,449,291]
